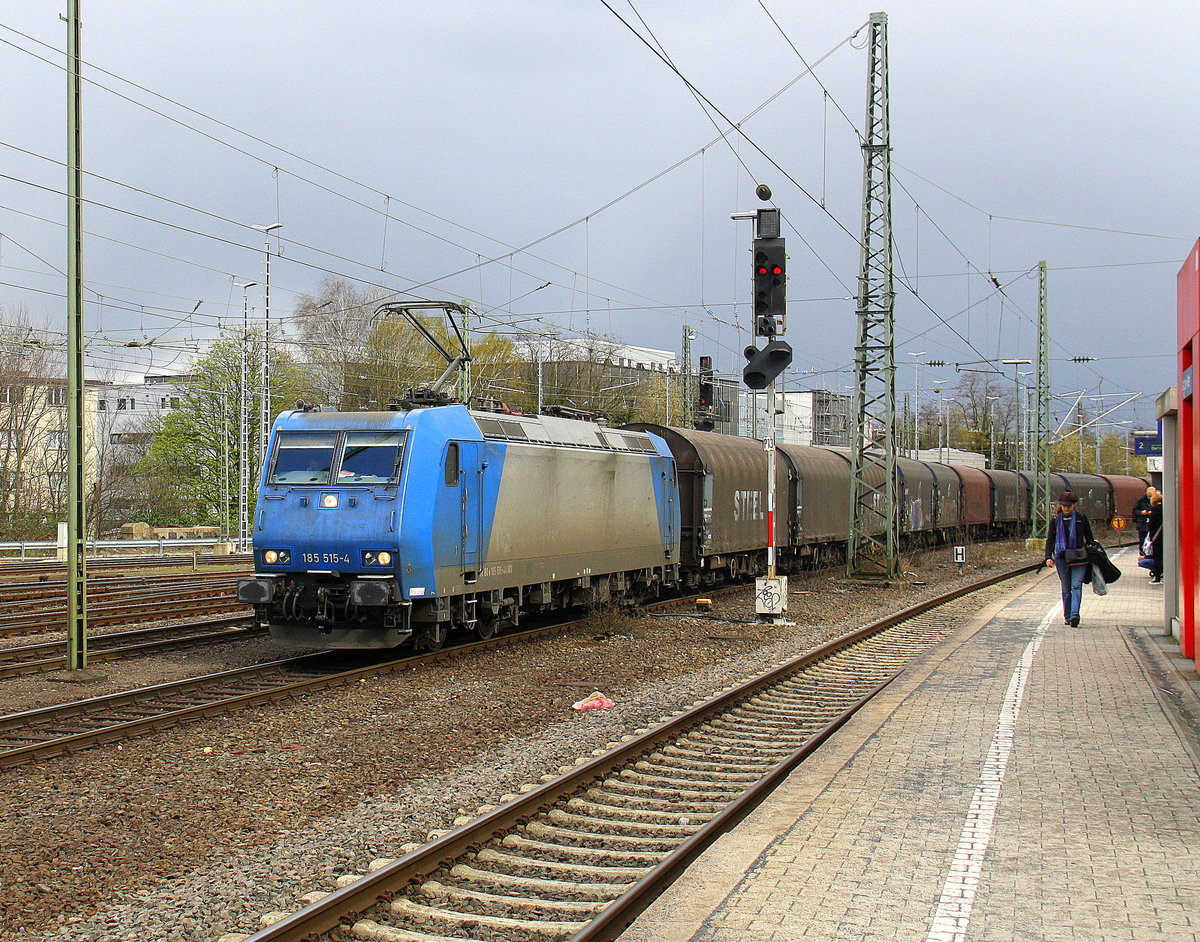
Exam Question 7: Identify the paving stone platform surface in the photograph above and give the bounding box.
[621,554,1200,942]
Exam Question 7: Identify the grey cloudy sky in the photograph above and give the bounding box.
[1,0,1195,428]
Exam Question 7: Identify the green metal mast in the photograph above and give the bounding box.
[847,11,899,581]
[1032,260,1052,539]
[681,325,694,428]
[66,0,89,669]
[457,303,472,403]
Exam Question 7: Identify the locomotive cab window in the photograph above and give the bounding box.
[339,431,406,484]
[444,442,459,486]
[269,431,338,484]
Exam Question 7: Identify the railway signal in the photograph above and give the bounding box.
[696,355,715,432]
[698,356,714,408]
[753,238,786,335]
[742,340,793,390]
[732,198,794,624]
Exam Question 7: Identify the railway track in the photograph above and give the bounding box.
[230,562,1042,942]
[0,586,249,637]
[0,615,259,679]
[0,553,251,580]
[0,576,763,769]
[0,607,637,769]
[0,567,250,603]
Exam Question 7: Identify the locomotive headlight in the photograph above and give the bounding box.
[363,551,377,565]
[377,551,392,566]
[321,493,339,509]
[278,550,291,564]
[263,549,291,565]
[264,550,278,564]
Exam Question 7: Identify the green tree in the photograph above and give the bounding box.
[142,331,305,529]
[343,310,519,410]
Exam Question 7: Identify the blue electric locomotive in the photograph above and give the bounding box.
[237,404,680,649]
[238,401,1146,651]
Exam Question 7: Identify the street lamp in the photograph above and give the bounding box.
[234,280,257,552]
[908,351,926,455]
[985,395,1002,467]
[939,396,957,462]
[1001,359,1031,468]
[252,223,282,458]
[1019,371,1034,470]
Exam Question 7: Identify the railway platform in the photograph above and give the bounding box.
[620,552,1200,942]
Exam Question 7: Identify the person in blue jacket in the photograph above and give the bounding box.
[1043,491,1094,627]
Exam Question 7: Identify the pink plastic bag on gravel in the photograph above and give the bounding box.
[572,691,615,711]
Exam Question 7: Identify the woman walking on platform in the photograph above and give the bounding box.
[1043,491,1095,627]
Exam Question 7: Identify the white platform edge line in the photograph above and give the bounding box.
[923,601,1058,942]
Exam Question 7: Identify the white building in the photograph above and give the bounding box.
[95,371,190,445]
[738,389,853,446]
[914,447,987,469]
[519,337,676,372]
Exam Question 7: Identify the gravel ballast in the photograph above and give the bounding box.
[0,542,1038,942]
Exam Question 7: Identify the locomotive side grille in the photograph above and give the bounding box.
[477,416,658,453]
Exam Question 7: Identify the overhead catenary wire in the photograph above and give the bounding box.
[0,12,1169,425]
[748,2,1166,407]
[2,10,1003,386]
[0,24,843,333]
[604,1,1042,380]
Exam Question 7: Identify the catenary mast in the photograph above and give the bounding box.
[847,11,899,581]
[66,0,89,669]
[1033,261,1052,538]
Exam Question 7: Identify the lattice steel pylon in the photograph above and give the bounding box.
[1032,260,1052,540]
[847,11,899,581]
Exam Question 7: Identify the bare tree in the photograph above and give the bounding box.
[0,307,70,538]
[290,276,388,406]
[87,371,160,535]
[289,279,516,410]
[950,371,1014,464]
[509,334,679,424]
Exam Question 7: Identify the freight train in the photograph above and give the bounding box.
[236,403,1146,650]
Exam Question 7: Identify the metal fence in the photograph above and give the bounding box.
[0,538,247,562]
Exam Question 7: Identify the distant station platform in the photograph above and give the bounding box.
[621,554,1200,942]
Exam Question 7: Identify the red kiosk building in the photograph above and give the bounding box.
[1177,240,1198,668]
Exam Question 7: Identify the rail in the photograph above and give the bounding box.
[238,561,1044,942]
[0,538,245,561]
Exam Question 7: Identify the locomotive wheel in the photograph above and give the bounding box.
[473,616,498,641]
[415,621,448,652]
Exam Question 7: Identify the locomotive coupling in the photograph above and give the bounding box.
[349,579,393,606]
[237,576,280,604]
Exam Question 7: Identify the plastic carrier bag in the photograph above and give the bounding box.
[1091,564,1108,596]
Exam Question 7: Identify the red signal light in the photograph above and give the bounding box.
[771,266,782,275]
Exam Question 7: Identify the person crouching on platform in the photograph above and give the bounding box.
[1147,491,1165,585]
[1043,490,1094,627]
